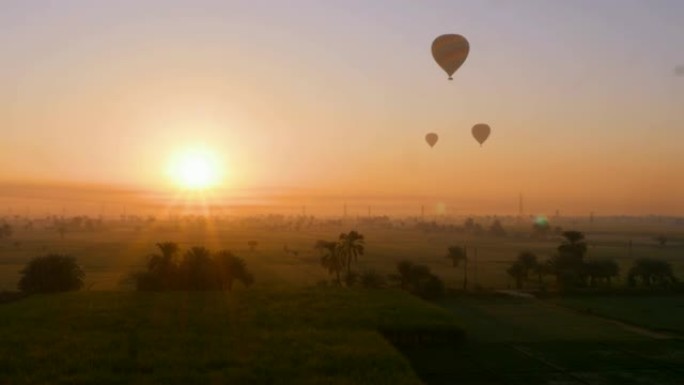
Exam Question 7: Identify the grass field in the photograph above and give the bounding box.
[552,295,684,335]
[0,288,463,385]
[1,218,684,384]
[399,295,684,385]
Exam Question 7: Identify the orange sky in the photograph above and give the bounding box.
[1,1,683,216]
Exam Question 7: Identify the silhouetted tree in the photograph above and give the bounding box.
[135,243,254,291]
[247,240,258,252]
[343,271,359,287]
[506,251,540,289]
[214,250,254,290]
[0,223,12,239]
[489,220,507,237]
[507,262,526,289]
[141,242,180,290]
[584,259,619,287]
[179,247,216,290]
[550,231,588,287]
[446,246,468,290]
[338,230,365,275]
[315,240,343,285]
[628,258,677,287]
[18,254,84,294]
[360,269,386,289]
[391,260,444,300]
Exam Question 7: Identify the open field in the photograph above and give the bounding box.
[1,217,683,291]
[400,295,684,385]
[3,289,684,385]
[0,288,463,385]
[552,296,684,336]
[2,217,684,384]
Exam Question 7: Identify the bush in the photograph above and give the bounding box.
[360,269,387,289]
[18,254,84,294]
[392,260,444,300]
[343,271,359,287]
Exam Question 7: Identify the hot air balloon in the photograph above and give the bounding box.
[471,124,490,146]
[425,133,438,148]
[432,34,470,80]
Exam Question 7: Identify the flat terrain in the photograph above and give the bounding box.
[398,295,684,385]
[1,217,683,291]
[552,296,684,336]
[1,217,683,384]
[0,288,462,385]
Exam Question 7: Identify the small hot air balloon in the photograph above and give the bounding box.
[471,124,490,146]
[432,34,470,80]
[425,133,438,148]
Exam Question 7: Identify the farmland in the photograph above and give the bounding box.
[1,215,683,384]
[1,216,683,291]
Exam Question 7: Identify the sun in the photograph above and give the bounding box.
[169,149,221,190]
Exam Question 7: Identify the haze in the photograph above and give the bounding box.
[2,0,684,216]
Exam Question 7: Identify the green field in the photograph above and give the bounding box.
[552,296,684,335]
[0,288,463,385]
[401,295,684,385]
[2,218,684,384]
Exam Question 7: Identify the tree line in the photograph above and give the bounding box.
[504,231,677,290]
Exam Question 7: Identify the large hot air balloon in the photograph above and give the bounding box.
[471,124,490,146]
[425,133,438,148]
[432,34,470,80]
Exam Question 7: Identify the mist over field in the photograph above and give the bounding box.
[2,1,684,384]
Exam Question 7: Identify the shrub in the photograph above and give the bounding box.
[392,260,444,300]
[360,269,387,289]
[18,254,85,294]
[343,271,359,287]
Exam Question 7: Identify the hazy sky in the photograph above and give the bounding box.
[1,0,683,215]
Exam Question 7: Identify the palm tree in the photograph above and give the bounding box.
[315,240,343,285]
[146,242,180,290]
[507,262,526,289]
[552,231,588,287]
[446,246,468,290]
[180,246,215,290]
[214,250,254,291]
[338,231,365,275]
[506,251,540,289]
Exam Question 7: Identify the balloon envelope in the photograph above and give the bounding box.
[471,124,491,146]
[425,133,438,148]
[432,34,470,80]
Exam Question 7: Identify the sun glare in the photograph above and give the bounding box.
[169,149,221,190]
